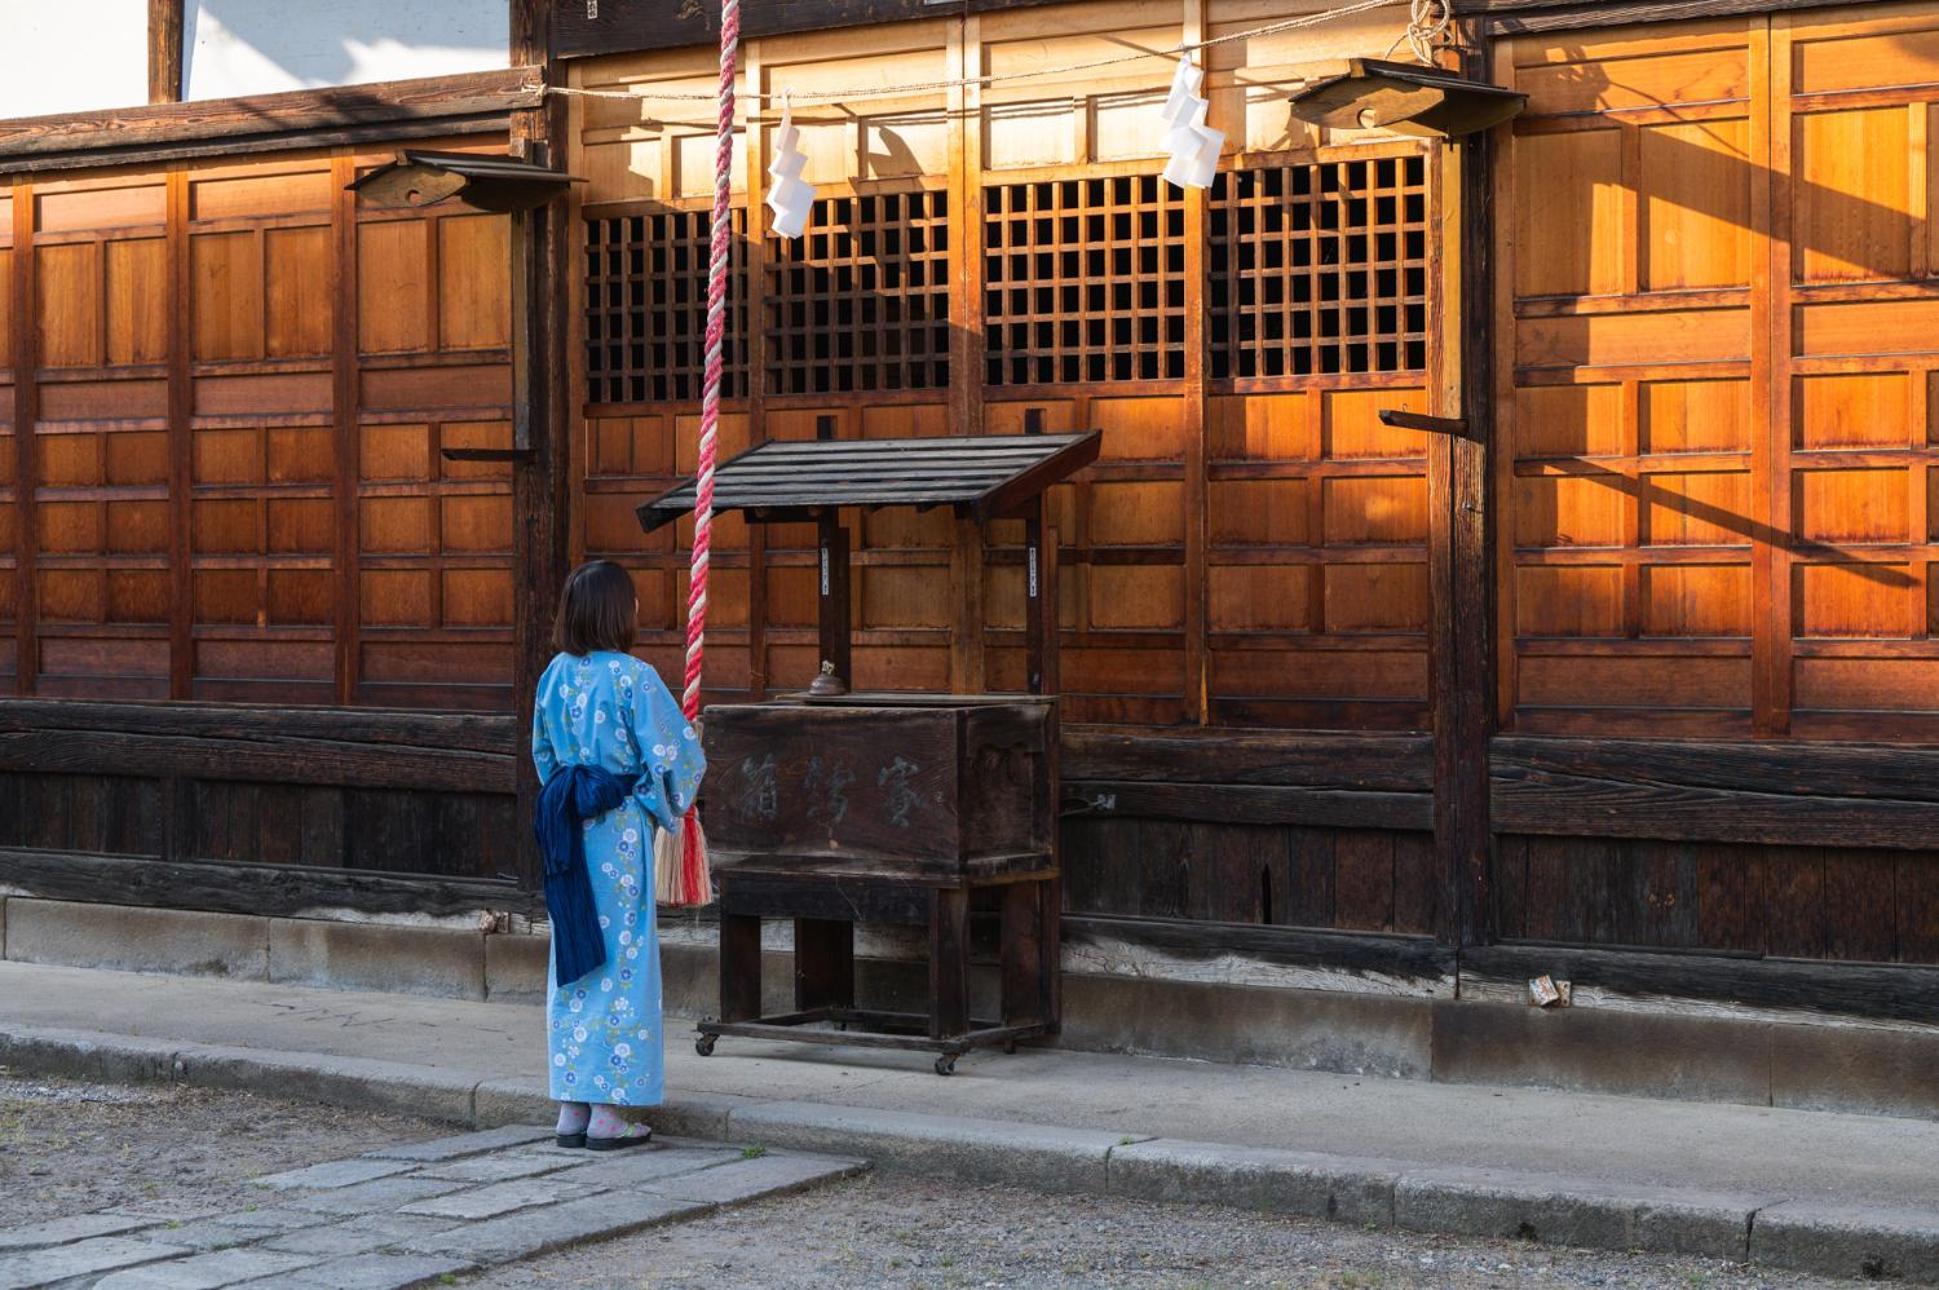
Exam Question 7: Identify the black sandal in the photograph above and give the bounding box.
[555,1131,587,1149]
[585,1124,653,1152]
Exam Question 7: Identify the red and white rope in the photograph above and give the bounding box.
[683,0,738,724]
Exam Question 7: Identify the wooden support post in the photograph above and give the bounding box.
[793,917,855,1012]
[817,513,852,689]
[719,910,764,1023]
[165,170,191,700]
[149,0,185,104]
[951,517,986,694]
[510,0,572,892]
[11,184,35,696]
[930,886,971,1039]
[1429,64,1498,949]
[1000,880,1044,1028]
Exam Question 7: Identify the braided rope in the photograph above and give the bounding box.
[683,0,737,724]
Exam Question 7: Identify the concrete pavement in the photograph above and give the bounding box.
[3,960,1936,1282]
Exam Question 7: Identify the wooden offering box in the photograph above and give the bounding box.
[703,697,1056,882]
[638,420,1095,1072]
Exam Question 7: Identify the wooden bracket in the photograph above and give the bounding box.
[1380,409,1484,445]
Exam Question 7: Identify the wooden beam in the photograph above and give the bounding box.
[1064,781,1434,832]
[0,849,533,921]
[1062,728,1433,790]
[9,184,34,697]
[148,0,185,104]
[0,729,514,794]
[1463,943,1939,1028]
[0,67,543,167]
[0,699,517,753]
[555,0,1065,60]
[1492,735,1939,849]
[509,0,573,895]
[1453,0,1906,34]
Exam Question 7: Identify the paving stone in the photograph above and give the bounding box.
[1752,1201,1939,1282]
[0,1237,193,1290]
[567,1144,743,1187]
[392,1193,705,1264]
[258,1215,462,1259]
[412,1146,593,1183]
[0,1212,161,1253]
[285,1176,470,1217]
[396,1176,595,1220]
[92,1246,323,1289]
[363,1125,553,1163]
[138,1209,324,1252]
[1108,1139,1398,1226]
[641,1151,867,1205]
[233,1251,477,1290]
[253,1158,418,1191]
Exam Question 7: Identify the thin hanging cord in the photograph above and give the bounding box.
[552,0,1408,106]
[1385,0,1453,63]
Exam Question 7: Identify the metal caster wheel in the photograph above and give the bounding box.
[934,1054,957,1076]
[695,1034,717,1057]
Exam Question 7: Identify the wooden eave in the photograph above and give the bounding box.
[553,0,1068,60]
[1452,0,1909,34]
[0,67,544,176]
[636,431,1103,531]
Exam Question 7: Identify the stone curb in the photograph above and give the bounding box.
[4,1022,1935,1283]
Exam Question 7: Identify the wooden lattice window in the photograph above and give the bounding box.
[985,174,1188,385]
[765,189,950,395]
[585,208,748,405]
[1209,154,1430,380]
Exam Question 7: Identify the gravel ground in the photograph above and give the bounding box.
[0,1071,438,1227]
[0,1075,1866,1290]
[468,1173,1862,1290]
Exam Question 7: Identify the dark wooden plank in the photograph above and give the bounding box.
[1393,830,1439,937]
[1067,781,1434,832]
[0,848,528,919]
[1694,842,1765,956]
[817,517,852,688]
[1333,830,1396,933]
[6,114,512,176]
[1280,827,1337,929]
[1183,823,1269,924]
[1063,729,1432,791]
[0,700,517,754]
[1765,846,1827,960]
[0,730,513,794]
[717,871,934,924]
[556,0,1066,58]
[794,917,855,1012]
[148,0,184,104]
[0,68,543,161]
[1899,856,1939,966]
[1462,942,1939,1027]
[1825,848,1899,964]
[1494,736,1939,805]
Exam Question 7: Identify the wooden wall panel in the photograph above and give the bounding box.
[5,139,512,709]
[1498,7,1939,741]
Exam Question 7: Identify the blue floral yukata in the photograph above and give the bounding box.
[531,650,705,1108]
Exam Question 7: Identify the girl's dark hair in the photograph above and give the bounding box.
[553,560,638,656]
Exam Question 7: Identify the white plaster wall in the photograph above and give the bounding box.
[0,1,149,119]
[184,0,509,101]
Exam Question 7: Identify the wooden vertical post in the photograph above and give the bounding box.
[166,171,192,700]
[331,156,361,704]
[11,184,35,696]
[816,513,852,690]
[1429,64,1498,948]
[509,0,572,892]
[745,44,770,699]
[149,0,185,105]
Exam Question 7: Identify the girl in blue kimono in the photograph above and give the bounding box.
[532,560,706,1150]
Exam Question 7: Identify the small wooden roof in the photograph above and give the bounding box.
[348,149,583,213]
[636,432,1102,531]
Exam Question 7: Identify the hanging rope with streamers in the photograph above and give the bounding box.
[654,0,738,909]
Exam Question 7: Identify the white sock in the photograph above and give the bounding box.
[556,1101,591,1135]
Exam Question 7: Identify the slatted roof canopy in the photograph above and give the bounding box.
[636,432,1102,531]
